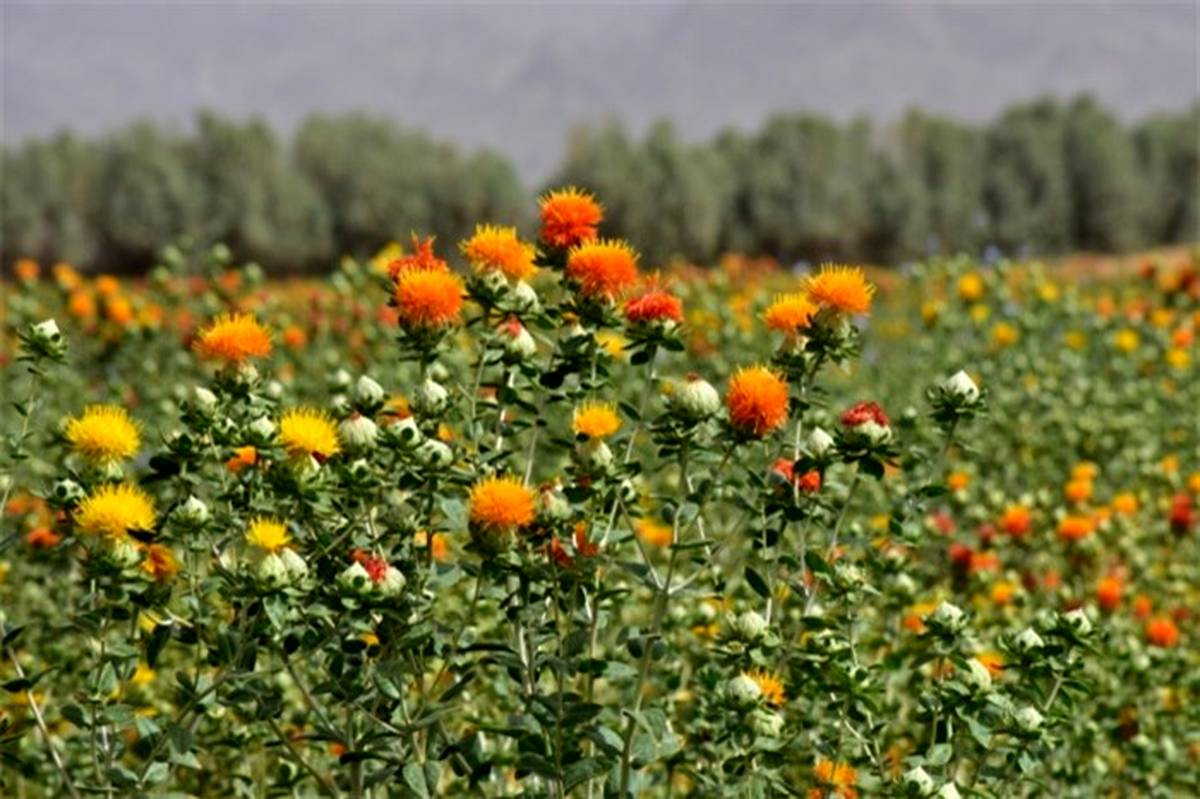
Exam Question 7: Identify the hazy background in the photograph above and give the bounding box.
[5,1,1197,180]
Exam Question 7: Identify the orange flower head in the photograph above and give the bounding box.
[460,224,536,281]
[635,517,673,548]
[947,471,970,492]
[387,235,449,280]
[15,258,39,282]
[69,291,96,319]
[726,366,789,437]
[226,445,257,474]
[624,287,683,325]
[539,186,603,249]
[813,759,858,798]
[804,265,874,315]
[1064,479,1093,504]
[747,669,786,707]
[1071,462,1099,481]
[1146,616,1180,648]
[976,652,1005,677]
[763,292,817,335]
[194,313,272,364]
[1000,505,1031,537]
[1133,593,1153,619]
[25,527,62,549]
[565,239,639,301]
[1111,492,1138,516]
[95,275,121,297]
[469,475,536,533]
[1096,576,1122,612]
[141,544,179,583]
[282,325,307,349]
[573,401,621,440]
[1057,515,1094,542]
[393,268,464,329]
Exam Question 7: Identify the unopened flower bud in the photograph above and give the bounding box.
[416,439,453,469]
[338,562,372,594]
[1014,627,1045,652]
[339,415,379,452]
[107,537,141,568]
[1063,607,1093,636]
[192,387,218,416]
[377,566,406,597]
[279,548,308,581]
[248,416,276,444]
[174,495,210,526]
[726,673,762,705]
[331,369,353,390]
[256,552,291,586]
[511,280,541,313]
[264,380,285,400]
[937,783,962,799]
[749,708,784,737]
[943,370,980,403]
[903,766,936,795]
[354,375,386,411]
[539,485,572,522]
[384,417,423,449]
[731,610,769,641]
[412,378,449,416]
[53,478,85,505]
[963,658,993,691]
[577,439,613,471]
[807,426,835,458]
[931,600,966,631]
[500,319,538,361]
[1014,705,1044,732]
[672,375,721,421]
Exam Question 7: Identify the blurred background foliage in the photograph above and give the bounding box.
[3,95,1196,274]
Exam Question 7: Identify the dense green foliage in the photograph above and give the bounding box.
[3,97,1196,273]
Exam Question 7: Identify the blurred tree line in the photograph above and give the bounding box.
[3,96,1196,273]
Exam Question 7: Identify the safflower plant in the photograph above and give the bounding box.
[0,196,1197,798]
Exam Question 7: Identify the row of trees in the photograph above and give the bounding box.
[3,97,1196,272]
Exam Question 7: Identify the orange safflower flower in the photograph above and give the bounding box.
[746,669,786,707]
[414,531,450,561]
[282,325,307,349]
[25,527,62,549]
[991,581,1015,605]
[1064,479,1093,504]
[1145,616,1180,648]
[141,544,179,583]
[95,275,121,297]
[194,313,272,363]
[804,265,874,315]
[460,224,536,282]
[226,446,257,474]
[635,517,673,548]
[1133,594,1152,619]
[1096,576,1122,612]
[565,239,639,301]
[1111,493,1138,516]
[763,292,816,335]
[539,187,602,249]
[812,759,858,799]
[726,366,789,438]
[393,268,464,329]
[976,652,1005,677]
[469,476,535,533]
[1071,462,1099,481]
[624,287,683,325]
[1000,505,1031,537]
[947,471,970,492]
[1057,515,1094,542]
[14,258,40,282]
[106,296,134,326]
[68,291,96,319]
[387,235,450,280]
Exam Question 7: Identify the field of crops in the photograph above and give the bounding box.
[1,190,1197,798]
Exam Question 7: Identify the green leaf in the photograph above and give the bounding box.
[926,743,953,766]
[403,761,430,798]
[745,566,771,599]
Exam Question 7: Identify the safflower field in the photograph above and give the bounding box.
[0,189,1197,798]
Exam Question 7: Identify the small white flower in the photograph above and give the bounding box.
[943,370,980,403]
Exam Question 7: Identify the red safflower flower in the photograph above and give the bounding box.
[1145,616,1180,648]
[387,235,449,280]
[1168,493,1192,535]
[840,401,889,428]
[624,288,683,325]
[351,550,389,584]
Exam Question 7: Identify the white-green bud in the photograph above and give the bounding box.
[338,562,372,594]
[192,387,218,415]
[937,783,962,799]
[806,426,835,458]
[339,415,379,452]
[377,566,406,597]
[279,548,308,581]
[1014,705,1044,732]
[174,495,210,526]
[1063,607,1093,636]
[354,375,386,410]
[726,673,762,705]
[731,610,769,642]
[264,380,285,400]
[331,368,353,390]
[384,416,423,449]
[511,280,540,313]
[539,485,572,522]
[943,370,980,403]
[248,416,276,443]
[963,658,993,691]
[255,552,291,587]
[1014,627,1045,652]
[749,708,784,737]
[931,600,966,631]
[416,439,453,469]
[53,478,85,505]
[903,766,936,795]
[412,378,449,416]
[672,375,721,421]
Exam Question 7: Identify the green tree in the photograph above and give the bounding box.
[1134,105,1200,244]
[1062,96,1145,251]
[897,110,985,254]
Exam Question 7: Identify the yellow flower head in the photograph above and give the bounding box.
[746,669,786,707]
[804,265,874,315]
[194,313,272,363]
[573,401,621,440]
[246,517,290,553]
[992,321,1019,347]
[469,475,535,532]
[636,517,673,548]
[958,272,985,302]
[279,408,340,460]
[763,292,816,335]
[460,224,537,281]
[66,405,141,464]
[75,483,156,538]
[1113,328,1140,353]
